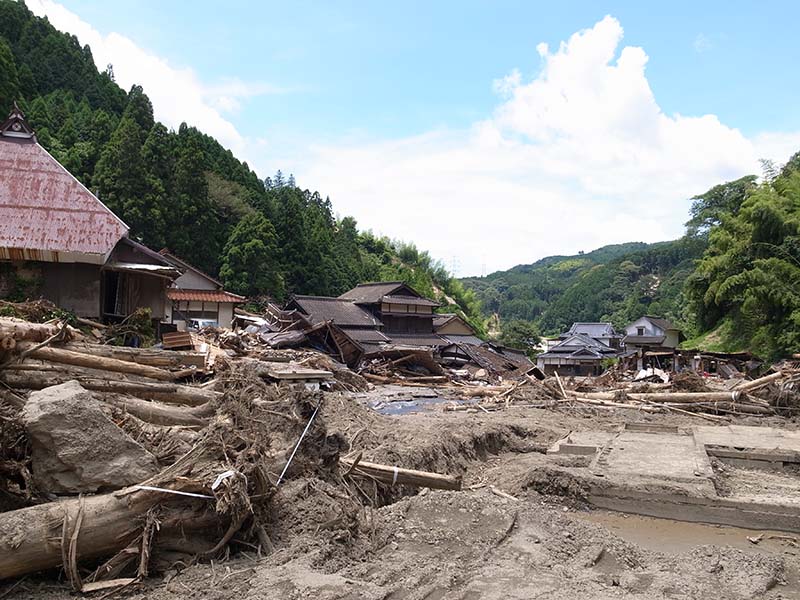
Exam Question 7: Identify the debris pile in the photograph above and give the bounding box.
[0,315,461,592]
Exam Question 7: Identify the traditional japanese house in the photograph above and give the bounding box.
[536,322,622,375]
[158,250,245,329]
[622,316,683,370]
[0,104,179,324]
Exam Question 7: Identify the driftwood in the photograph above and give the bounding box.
[64,343,206,369]
[340,458,462,491]
[0,486,217,581]
[0,319,72,343]
[100,395,212,428]
[627,391,747,404]
[0,372,218,406]
[735,371,784,392]
[15,343,177,381]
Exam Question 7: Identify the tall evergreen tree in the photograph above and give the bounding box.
[219,212,284,298]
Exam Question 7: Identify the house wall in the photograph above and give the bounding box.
[536,356,603,377]
[436,318,474,336]
[40,262,101,317]
[218,303,234,328]
[174,269,217,290]
[624,317,664,337]
[381,314,434,334]
[663,330,680,348]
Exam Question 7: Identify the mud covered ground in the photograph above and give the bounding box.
[7,392,800,600]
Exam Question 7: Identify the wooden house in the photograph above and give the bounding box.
[536,322,622,376]
[622,316,683,370]
[159,250,245,329]
[0,104,179,324]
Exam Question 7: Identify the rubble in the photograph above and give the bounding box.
[1,303,800,597]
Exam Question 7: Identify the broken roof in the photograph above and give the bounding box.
[0,106,128,263]
[338,281,420,304]
[288,295,381,328]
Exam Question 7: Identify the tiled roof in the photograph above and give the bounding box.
[623,335,667,345]
[166,289,246,303]
[339,281,414,303]
[340,327,391,343]
[382,294,439,307]
[290,295,381,327]
[644,316,677,331]
[383,332,448,347]
[433,313,456,328]
[564,322,620,339]
[0,135,128,262]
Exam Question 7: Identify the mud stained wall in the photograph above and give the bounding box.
[218,303,234,328]
[40,262,101,317]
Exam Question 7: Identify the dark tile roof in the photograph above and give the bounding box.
[339,281,417,303]
[383,333,448,347]
[433,313,456,328]
[441,334,484,346]
[288,295,381,328]
[644,316,677,331]
[564,322,620,339]
[623,335,667,345]
[383,294,439,307]
[340,328,391,343]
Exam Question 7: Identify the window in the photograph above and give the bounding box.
[637,327,645,336]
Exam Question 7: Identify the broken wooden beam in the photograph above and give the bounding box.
[340,458,462,491]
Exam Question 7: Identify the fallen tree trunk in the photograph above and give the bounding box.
[628,391,748,404]
[0,319,71,343]
[340,458,462,490]
[101,395,212,428]
[15,343,177,381]
[735,371,784,392]
[64,343,207,370]
[0,487,214,581]
[0,372,218,406]
[660,401,773,415]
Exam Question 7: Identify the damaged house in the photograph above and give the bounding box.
[278,281,532,378]
[0,104,179,325]
[536,322,622,376]
[159,250,245,330]
[622,315,684,371]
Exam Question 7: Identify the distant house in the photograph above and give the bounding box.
[433,313,483,346]
[537,322,622,376]
[623,316,683,370]
[159,250,245,329]
[0,104,179,323]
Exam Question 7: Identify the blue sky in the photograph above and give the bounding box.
[29,1,800,275]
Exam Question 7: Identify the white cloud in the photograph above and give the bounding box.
[26,0,283,159]
[291,15,777,275]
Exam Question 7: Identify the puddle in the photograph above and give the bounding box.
[369,396,475,415]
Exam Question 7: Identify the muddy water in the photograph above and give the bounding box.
[576,509,800,596]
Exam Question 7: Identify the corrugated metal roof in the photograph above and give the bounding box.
[106,262,180,278]
[289,295,381,327]
[0,137,128,261]
[167,289,246,303]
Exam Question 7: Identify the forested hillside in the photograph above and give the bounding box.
[464,167,800,360]
[462,239,705,336]
[0,1,482,330]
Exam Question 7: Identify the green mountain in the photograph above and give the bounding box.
[0,1,482,331]
[462,238,706,337]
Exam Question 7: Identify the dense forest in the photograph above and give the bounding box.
[464,167,800,360]
[0,1,483,331]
